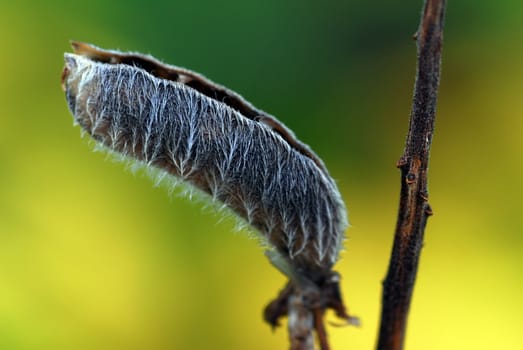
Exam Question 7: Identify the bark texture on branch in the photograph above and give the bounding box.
[377,1,447,349]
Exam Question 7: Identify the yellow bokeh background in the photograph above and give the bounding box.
[1,1,521,349]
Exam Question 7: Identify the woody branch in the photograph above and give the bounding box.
[377,0,447,349]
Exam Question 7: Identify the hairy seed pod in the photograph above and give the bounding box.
[62,42,348,284]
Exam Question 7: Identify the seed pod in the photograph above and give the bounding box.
[62,42,348,283]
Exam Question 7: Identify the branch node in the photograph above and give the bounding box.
[405,173,416,184]
[396,156,408,168]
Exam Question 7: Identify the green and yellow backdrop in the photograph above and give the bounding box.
[0,0,521,349]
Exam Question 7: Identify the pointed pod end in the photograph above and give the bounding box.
[70,40,93,55]
[69,41,113,63]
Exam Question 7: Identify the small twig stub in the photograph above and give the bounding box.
[62,42,357,349]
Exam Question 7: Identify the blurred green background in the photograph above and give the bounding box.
[0,0,521,349]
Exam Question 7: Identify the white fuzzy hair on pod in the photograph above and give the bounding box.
[62,42,348,284]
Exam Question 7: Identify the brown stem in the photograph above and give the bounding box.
[377,1,447,349]
[288,290,316,350]
[313,307,330,350]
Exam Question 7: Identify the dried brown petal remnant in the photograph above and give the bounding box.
[62,42,348,284]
